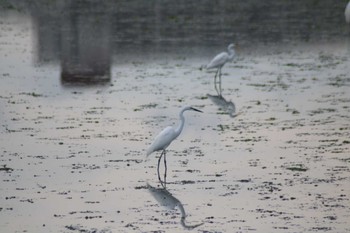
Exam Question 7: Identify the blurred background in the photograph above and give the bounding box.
[1,0,349,85]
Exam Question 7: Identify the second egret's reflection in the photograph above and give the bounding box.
[207,94,241,118]
[147,183,204,229]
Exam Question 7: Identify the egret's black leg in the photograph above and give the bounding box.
[214,68,220,95]
[218,67,222,96]
[163,151,167,188]
[157,151,164,184]
[214,68,218,85]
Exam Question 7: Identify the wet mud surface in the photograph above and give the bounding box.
[1,2,350,233]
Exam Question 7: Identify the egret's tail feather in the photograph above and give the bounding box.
[146,147,153,157]
[144,149,152,162]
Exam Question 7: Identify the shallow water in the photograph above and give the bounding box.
[1,1,350,233]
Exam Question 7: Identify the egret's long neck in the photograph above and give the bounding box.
[178,202,186,219]
[179,201,204,229]
[228,48,235,60]
[174,109,186,138]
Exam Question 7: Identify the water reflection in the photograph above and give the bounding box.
[60,2,111,86]
[147,183,204,229]
[207,94,241,118]
[206,60,241,118]
[5,0,347,70]
[345,1,350,23]
[31,1,112,86]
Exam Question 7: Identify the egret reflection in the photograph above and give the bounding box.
[207,94,241,118]
[147,183,204,229]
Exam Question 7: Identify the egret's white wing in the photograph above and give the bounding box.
[147,126,176,156]
[207,52,228,69]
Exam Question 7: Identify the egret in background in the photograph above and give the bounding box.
[146,106,203,187]
[346,1,350,23]
[206,43,236,95]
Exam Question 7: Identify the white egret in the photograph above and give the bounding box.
[206,43,236,95]
[346,1,350,23]
[146,106,203,186]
